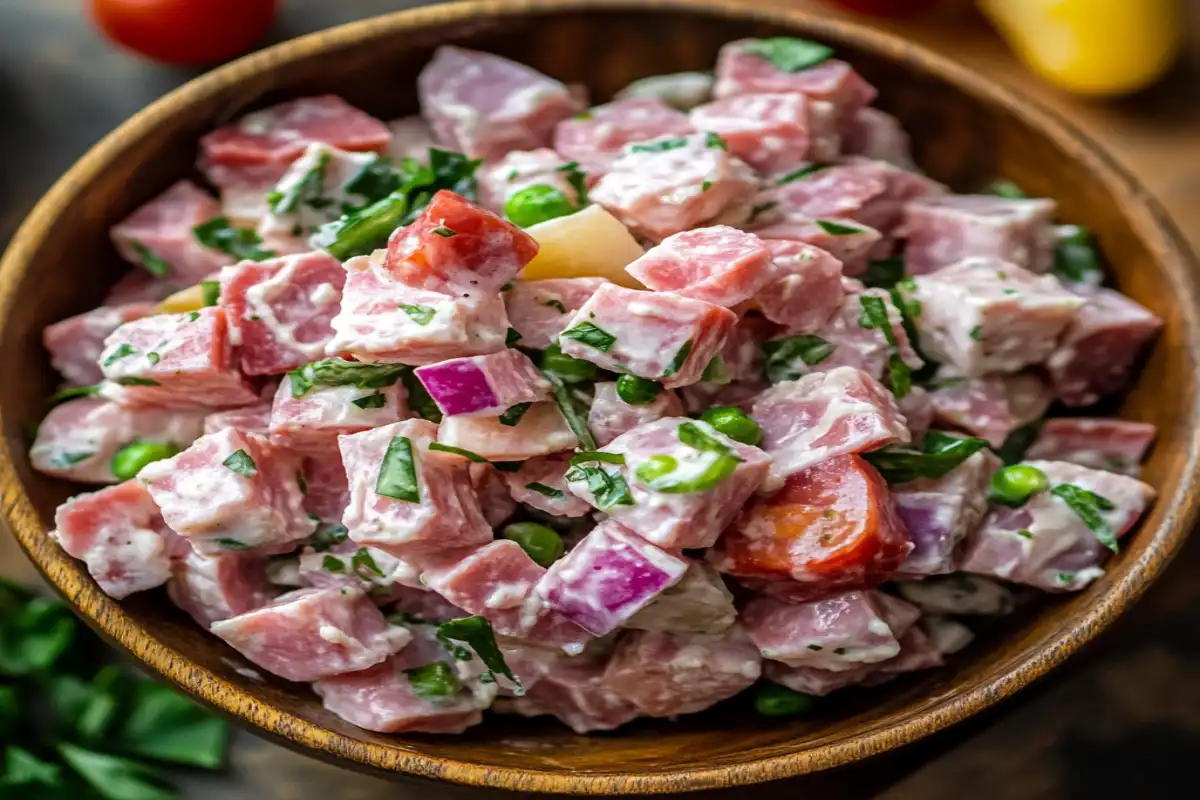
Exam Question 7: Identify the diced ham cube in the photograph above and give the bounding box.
[297,539,423,597]
[210,587,409,682]
[110,180,227,286]
[557,284,737,389]
[765,622,943,695]
[1045,286,1162,406]
[384,191,540,296]
[501,454,593,517]
[892,450,1000,578]
[959,460,1155,592]
[896,385,934,439]
[908,258,1087,376]
[139,427,312,555]
[31,398,206,484]
[326,255,509,365]
[587,381,685,447]
[204,403,273,436]
[97,307,258,409]
[690,94,840,176]
[423,541,590,651]
[714,40,877,119]
[44,303,156,387]
[753,240,844,331]
[302,445,351,522]
[841,108,915,170]
[762,660,874,697]
[104,271,177,306]
[678,380,767,416]
[219,251,346,375]
[199,96,390,189]
[389,584,468,624]
[553,97,695,175]
[614,71,715,111]
[418,46,584,161]
[167,550,271,627]
[711,455,911,600]
[928,373,1054,448]
[497,647,640,733]
[751,366,910,480]
[437,401,577,461]
[625,226,775,308]
[503,277,610,350]
[268,375,404,453]
[626,561,737,635]
[476,148,581,213]
[1026,418,1156,477]
[339,419,492,558]
[314,654,483,734]
[602,625,761,717]
[902,194,1058,275]
[716,313,777,383]
[896,574,1015,616]
[536,520,689,636]
[52,480,175,599]
[387,115,437,162]
[752,218,882,277]
[742,590,919,671]
[415,349,550,418]
[590,133,758,242]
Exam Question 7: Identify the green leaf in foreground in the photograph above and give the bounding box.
[58,742,179,800]
[192,217,274,262]
[114,681,229,769]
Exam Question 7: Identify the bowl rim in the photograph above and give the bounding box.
[3,0,1200,793]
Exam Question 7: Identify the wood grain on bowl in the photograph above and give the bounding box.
[1,0,1198,794]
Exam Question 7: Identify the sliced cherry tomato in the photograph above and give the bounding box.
[89,0,278,66]
[825,0,941,19]
[715,455,910,600]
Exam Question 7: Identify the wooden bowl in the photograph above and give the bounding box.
[2,0,1198,793]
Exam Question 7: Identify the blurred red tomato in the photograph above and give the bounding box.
[89,0,278,65]
[826,0,940,18]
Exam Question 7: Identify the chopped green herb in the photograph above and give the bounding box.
[742,36,835,73]
[700,354,732,385]
[428,442,487,463]
[268,150,331,214]
[322,555,345,573]
[214,539,248,550]
[343,155,403,203]
[630,138,689,153]
[400,303,437,325]
[506,327,523,346]
[376,436,420,502]
[557,161,590,205]
[46,384,102,408]
[1053,225,1105,285]
[1058,572,1076,584]
[436,616,522,693]
[501,522,564,567]
[762,334,834,383]
[1017,529,1034,540]
[498,402,532,427]
[858,294,912,398]
[564,463,633,510]
[193,217,274,261]
[816,219,862,236]
[638,422,742,494]
[547,375,596,450]
[351,392,388,410]
[807,644,823,652]
[561,321,617,352]
[747,201,778,224]
[543,298,567,313]
[288,358,406,397]
[833,648,847,656]
[754,683,816,717]
[994,420,1044,466]
[861,257,905,289]
[573,110,594,120]
[988,179,1026,199]
[401,368,443,423]
[864,430,990,485]
[969,325,983,342]
[540,342,597,385]
[570,451,626,466]
[705,132,728,151]
[662,339,693,378]
[128,240,171,277]
[51,451,95,468]
[701,180,713,192]
[186,311,200,322]
[200,280,220,307]
[145,352,160,366]
[404,662,463,703]
[221,449,257,478]
[351,548,384,580]
[113,376,160,387]
[102,343,136,368]
[1050,483,1118,552]
[525,482,565,499]
[309,521,349,552]
[431,225,457,238]
[500,281,514,291]
[777,163,832,185]
[988,464,1049,507]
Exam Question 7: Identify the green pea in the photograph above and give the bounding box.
[754,683,816,717]
[616,375,663,406]
[699,406,762,446]
[635,454,679,485]
[501,522,565,567]
[110,441,181,481]
[988,464,1049,507]
[539,342,597,384]
[504,185,577,228]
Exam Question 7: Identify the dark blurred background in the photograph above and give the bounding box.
[1,1,1199,798]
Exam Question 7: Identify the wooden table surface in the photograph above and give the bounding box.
[2,1,1199,798]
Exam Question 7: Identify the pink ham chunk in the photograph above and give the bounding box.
[503,277,610,350]
[339,419,492,558]
[896,385,934,439]
[423,541,590,651]
[389,584,468,624]
[908,257,1086,376]
[138,427,312,555]
[536,520,688,636]
[469,462,518,528]
[302,446,351,522]
[753,240,844,331]
[437,401,577,461]
[104,271,177,306]
[587,381,685,447]
[255,144,383,241]
[204,403,272,436]
[553,97,695,175]
[211,587,409,682]
[841,108,915,169]
[590,133,758,242]
[902,194,1058,276]
[557,284,737,389]
[52,480,176,599]
[297,540,420,595]
[751,366,910,481]
[415,349,550,418]
[476,148,582,214]
[714,40,877,119]
[384,191,541,296]
[314,654,483,734]
[44,303,156,386]
[1046,287,1162,406]
[220,251,346,375]
[626,561,737,635]
[564,418,772,549]
[499,647,640,733]
[602,625,761,717]
[110,180,227,286]
[199,96,389,189]
[960,460,1155,592]
[625,226,775,308]
[716,313,777,383]
[1026,418,1156,477]
[326,255,509,365]
[97,307,258,409]
[928,373,1054,447]
[690,93,840,176]
[753,217,882,277]
[765,622,944,696]
[896,574,1016,617]
[502,454,593,517]
[167,549,271,627]
[742,590,919,671]
[268,375,405,453]
[418,46,584,161]
[892,450,1000,579]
